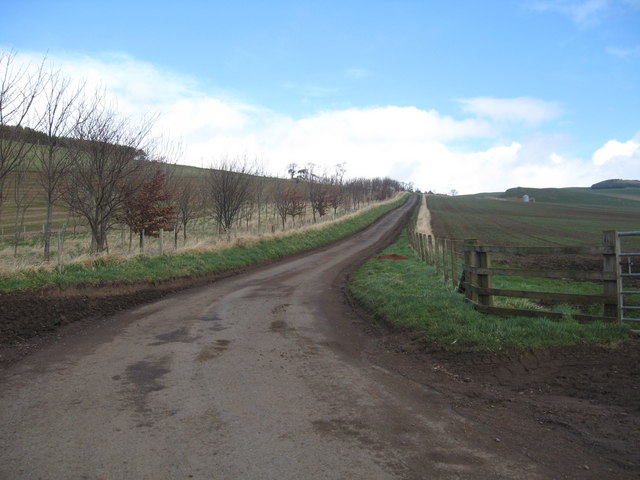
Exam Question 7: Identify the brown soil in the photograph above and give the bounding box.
[359,330,640,477]
[373,254,408,260]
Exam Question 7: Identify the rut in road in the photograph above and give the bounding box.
[1,196,549,479]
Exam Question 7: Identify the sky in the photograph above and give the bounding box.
[2,0,640,194]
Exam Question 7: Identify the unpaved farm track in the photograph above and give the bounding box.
[1,196,639,479]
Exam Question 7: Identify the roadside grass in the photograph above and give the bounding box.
[0,196,407,292]
[348,229,630,351]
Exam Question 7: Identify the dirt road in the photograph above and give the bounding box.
[1,197,638,479]
[415,194,433,237]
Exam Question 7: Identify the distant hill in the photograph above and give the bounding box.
[497,186,640,211]
[591,179,640,189]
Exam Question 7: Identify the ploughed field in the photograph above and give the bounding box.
[428,188,640,316]
[428,187,640,248]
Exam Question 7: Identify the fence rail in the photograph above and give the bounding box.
[408,227,639,324]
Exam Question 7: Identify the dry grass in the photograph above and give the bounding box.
[0,194,403,274]
[415,194,433,236]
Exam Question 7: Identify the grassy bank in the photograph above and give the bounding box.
[348,229,629,351]
[0,196,407,292]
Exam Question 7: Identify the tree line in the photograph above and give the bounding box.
[0,51,406,260]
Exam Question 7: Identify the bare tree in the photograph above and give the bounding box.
[34,69,83,261]
[309,181,331,221]
[273,181,305,230]
[287,163,298,180]
[63,94,155,253]
[10,158,36,256]
[0,51,43,214]
[299,163,331,222]
[327,184,342,215]
[246,161,269,233]
[205,156,255,235]
[171,175,202,247]
[328,163,346,214]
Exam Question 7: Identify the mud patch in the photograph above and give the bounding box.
[426,450,486,472]
[150,327,198,346]
[373,254,408,261]
[196,339,232,362]
[200,314,227,332]
[271,304,291,314]
[312,418,377,448]
[271,319,296,336]
[121,355,171,413]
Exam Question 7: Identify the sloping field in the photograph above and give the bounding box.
[428,187,640,247]
[427,186,640,319]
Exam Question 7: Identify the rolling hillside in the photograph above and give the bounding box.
[429,185,640,247]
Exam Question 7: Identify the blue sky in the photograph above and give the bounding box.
[2,0,640,193]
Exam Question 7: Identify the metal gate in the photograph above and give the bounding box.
[617,231,640,330]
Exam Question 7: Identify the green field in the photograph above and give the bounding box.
[428,186,640,247]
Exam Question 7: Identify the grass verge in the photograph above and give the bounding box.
[348,229,629,351]
[0,197,407,292]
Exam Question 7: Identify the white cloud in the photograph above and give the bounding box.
[458,97,563,126]
[5,50,639,194]
[592,138,640,165]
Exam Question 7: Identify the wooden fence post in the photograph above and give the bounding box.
[434,237,441,275]
[477,245,493,307]
[450,240,458,288]
[464,239,478,303]
[427,236,434,264]
[443,238,449,285]
[602,230,619,320]
[56,230,63,273]
[420,233,428,262]
[413,229,419,254]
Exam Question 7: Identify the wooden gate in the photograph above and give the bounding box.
[617,231,640,330]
